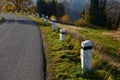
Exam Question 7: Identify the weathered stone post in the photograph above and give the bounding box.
[27,11,30,16]
[81,40,92,71]
[52,18,57,31]
[24,11,26,15]
[37,13,40,18]
[20,10,22,15]
[46,16,49,26]
[32,13,34,17]
[41,14,44,22]
[60,29,66,41]
[15,10,18,14]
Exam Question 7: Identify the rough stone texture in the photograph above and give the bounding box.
[52,19,57,31]
[46,16,48,26]
[81,40,92,71]
[60,29,66,41]
[41,14,44,22]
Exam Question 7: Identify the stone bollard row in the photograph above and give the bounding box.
[50,17,93,72]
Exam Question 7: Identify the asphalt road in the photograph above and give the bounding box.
[0,14,45,80]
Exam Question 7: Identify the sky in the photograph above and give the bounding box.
[32,0,37,5]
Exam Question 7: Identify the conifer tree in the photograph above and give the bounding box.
[87,0,107,27]
[37,0,46,16]
[37,0,65,18]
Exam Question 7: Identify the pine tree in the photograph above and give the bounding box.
[37,0,47,16]
[87,0,107,27]
[51,0,57,16]
[98,0,107,26]
[37,0,65,18]
[87,0,99,25]
[116,12,120,28]
[56,3,65,19]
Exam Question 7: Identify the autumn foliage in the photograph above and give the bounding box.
[1,0,36,13]
[61,15,70,22]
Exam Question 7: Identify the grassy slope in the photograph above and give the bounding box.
[31,17,120,80]
[57,23,120,70]
[78,27,120,56]
[41,26,120,80]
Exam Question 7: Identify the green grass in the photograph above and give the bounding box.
[0,17,3,22]
[32,17,120,80]
[77,26,120,58]
[40,25,120,80]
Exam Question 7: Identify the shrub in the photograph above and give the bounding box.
[50,15,57,21]
[74,18,86,26]
[61,15,70,23]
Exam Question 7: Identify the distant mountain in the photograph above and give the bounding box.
[62,0,120,20]
[33,0,120,20]
[62,0,89,20]
[33,0,37,5]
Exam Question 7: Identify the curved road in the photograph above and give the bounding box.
[0,14,45,80]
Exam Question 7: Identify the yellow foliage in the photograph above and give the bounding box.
[2,4,16,12]
[30,6,37,13]
[50,15,57,20]
[74,18,86,26]
[61,15,70,22]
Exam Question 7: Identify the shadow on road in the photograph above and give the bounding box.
[3,19,37,26]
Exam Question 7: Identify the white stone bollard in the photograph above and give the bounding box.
[37,13,40,18]
[46,16,49,26]
[24,12,26,15]
[32,13,34,17]
[20,10,22,15]
[60,29,66,41]
[81,40,92,71]
[15,10,18,14]
[41,14,44,22]
[52,18,57,31]
[27,11,30,16]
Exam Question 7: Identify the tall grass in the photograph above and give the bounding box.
[40,25,120,80]
[31,17,120,80]
[0,17,3,22]
[56,23,120,71]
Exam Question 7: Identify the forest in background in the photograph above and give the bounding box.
[0,0,120,29]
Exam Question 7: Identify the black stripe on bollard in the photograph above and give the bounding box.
[81,46,92,50]
[60,32,66,34]
[52,21,56,22]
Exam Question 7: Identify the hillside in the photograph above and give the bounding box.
[62,0,120,20]
[62,0,88,20]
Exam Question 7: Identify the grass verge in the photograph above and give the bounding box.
[57,23,120,71]
[38,22,120,79]
[0,16,3,23]
[30,17,120,80]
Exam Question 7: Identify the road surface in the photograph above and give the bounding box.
[0,14,46,80]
